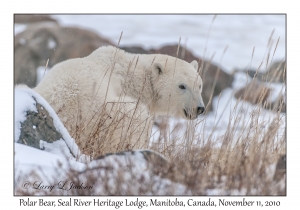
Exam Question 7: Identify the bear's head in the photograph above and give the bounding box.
[150,56,205,120]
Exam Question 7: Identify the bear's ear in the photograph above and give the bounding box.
[152,63,164,75]
[190,60,198,70]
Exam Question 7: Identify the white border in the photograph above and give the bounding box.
[3,1,298,209]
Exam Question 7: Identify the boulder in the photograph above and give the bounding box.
[150,44,201,63]
[14,23,114,87]
[270,93,286,113]
[234,80,271,105]
[234,80,286,113]
[17,97,63,149]
[235,60,286,84]
[267,61,286,83]
[274,154,286,181]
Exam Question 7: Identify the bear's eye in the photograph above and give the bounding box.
[179,84,186,90]
[199,85,202,89]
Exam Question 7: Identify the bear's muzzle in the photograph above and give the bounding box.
[183,106,205,120]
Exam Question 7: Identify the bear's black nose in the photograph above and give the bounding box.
[197,106,205,115]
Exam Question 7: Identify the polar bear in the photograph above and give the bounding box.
[34,46,205,158]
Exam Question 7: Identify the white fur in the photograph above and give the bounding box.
[34,46,204,157]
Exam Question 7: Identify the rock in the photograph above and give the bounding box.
[267,61,286,83]
[14,14,58,24]
[14,22,114,87]
[234,80,271,105]
[273,154,286,193]
[234,80,286,113]
[18,97,63,149]
[275,154,286,171]
[150,44,200,63]
[235,60,286,84]
[270,93,286,113]
[244,70,264,80]
[121,44,234,110]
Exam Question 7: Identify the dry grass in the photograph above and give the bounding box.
[148,84,285,196]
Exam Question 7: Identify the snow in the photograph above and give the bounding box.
[39,139,73,158]
[14,143,86,195]
[266,82,286,102]
[15,143,85,179]
[15,142,188,195]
